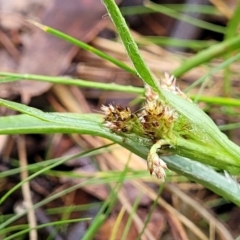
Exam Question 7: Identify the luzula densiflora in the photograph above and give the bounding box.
[102,73,191,181]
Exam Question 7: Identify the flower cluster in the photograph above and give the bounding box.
[101,104,134,133]
[102,73,187,181]
[102,101,175,181]
[147,151,168,179]
[161,72,192,102]
[139,99,178,141]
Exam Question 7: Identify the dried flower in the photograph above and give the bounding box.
[101,73,190,181]
[140,98,178,141]
[161,72,192,102]
[101,104,133,132]
[147,152,168,180]
[146,140,170,181]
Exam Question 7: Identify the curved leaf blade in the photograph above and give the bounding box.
[0,112,239,206]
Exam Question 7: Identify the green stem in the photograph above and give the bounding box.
[144,1,225,34]
[0,72,143,94]
[1,72,240,106]
[191,95,240,106]
[172,35,240,77]
[29,21,137,76]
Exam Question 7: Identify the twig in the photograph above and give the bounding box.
[17,135,37,240]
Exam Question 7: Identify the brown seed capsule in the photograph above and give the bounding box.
[147,152,168,180]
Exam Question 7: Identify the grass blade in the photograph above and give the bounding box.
[28,21,137,76]
[0,111,239,206]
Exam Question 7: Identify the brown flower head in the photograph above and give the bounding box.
[139,98,178,140]
[147,152,168,180]
[101,104,136,133]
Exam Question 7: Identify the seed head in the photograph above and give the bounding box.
[101,104,135,132]
[161,72,192,102]
[139,99,178,140]
[147,152,168,180]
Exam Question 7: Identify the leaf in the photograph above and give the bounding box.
[162,89,240,173]
[0,111,239,206]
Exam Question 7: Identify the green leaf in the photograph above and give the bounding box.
[172,35,240,78]
[102,0,160,95]
[0,110,239,206]
[29,21,137,76]
[144,1,225,34]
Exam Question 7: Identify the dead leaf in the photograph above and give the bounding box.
[17,0,110,103]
